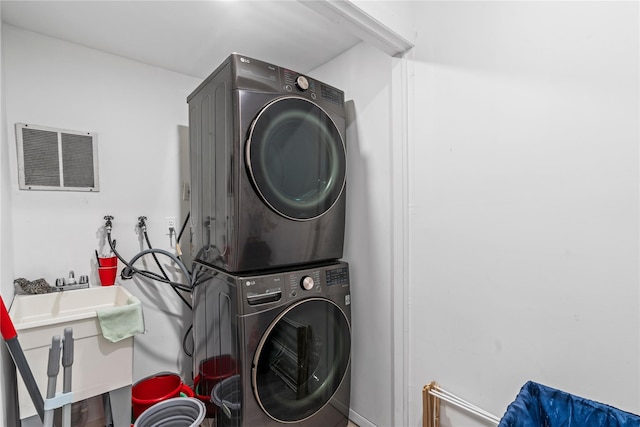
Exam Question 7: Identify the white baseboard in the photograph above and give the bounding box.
[350,408,377,427]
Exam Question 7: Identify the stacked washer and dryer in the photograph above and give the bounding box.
[188,54,351,427]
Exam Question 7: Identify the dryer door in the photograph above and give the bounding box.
[252,298,351,423]
[246,97,346,221]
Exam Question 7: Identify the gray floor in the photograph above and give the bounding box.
[201,420,359,426]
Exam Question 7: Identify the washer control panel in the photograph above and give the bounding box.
[286,269,321,298]
[239,262,350,313]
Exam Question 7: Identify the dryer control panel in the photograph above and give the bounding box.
[229,53,344,108]
[282,68,344,107]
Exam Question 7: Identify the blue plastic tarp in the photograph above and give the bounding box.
[498,381,640,427]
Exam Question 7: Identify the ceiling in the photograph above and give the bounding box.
[0,1,363,79]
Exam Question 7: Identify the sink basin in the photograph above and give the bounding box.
[9,285,134,329]
[8,285,136,420]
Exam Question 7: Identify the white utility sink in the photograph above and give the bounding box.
[9,285,136,420]
[9,285,134,328]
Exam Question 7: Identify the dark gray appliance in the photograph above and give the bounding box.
[188,54,347,273]
[192,260,351,427]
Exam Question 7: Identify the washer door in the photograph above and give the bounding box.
[252,298,351,423]
[246,97,346,221]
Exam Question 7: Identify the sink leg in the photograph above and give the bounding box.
[103,386,131,427]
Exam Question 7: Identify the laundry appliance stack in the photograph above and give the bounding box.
[188,54,351,427]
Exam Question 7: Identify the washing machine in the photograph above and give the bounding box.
[192,260,351,427]
[187,53,347,273]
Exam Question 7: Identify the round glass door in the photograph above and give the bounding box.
[246,97,346,220]
[252,298,351,422]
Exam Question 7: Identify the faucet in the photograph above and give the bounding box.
[103,215,114,234]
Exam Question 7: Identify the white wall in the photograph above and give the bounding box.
[4,3,638,427]
[312,42,400,427]
[352,0,416,44]
[2,25,201,421]
[0,6,15,427]
[408,2,639,426]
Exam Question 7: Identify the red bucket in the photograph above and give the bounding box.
[193,355,237,418]
[131,373,194,419]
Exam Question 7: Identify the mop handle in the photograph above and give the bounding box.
[0,296,46,421]
[46,336,61,393]
[62,328,74,384]
[0,297,17,340]
[43,335,61,427]
[62,328,74,427]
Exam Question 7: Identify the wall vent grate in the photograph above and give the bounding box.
[15,123,99,192]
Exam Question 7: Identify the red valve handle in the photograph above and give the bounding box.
[1,296,17,340]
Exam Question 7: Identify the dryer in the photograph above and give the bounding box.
[192,260,351,427]
[188,54,347,273]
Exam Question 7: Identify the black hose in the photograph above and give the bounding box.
[142,230,191,310]
[108,234,165,282]
[144,230,170,281]
[105,221,193,358]
[177,212,190,244]
[107,233,192,293]
[125,248,191,285]
[182,324,193,358]
[174,213,192,275]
